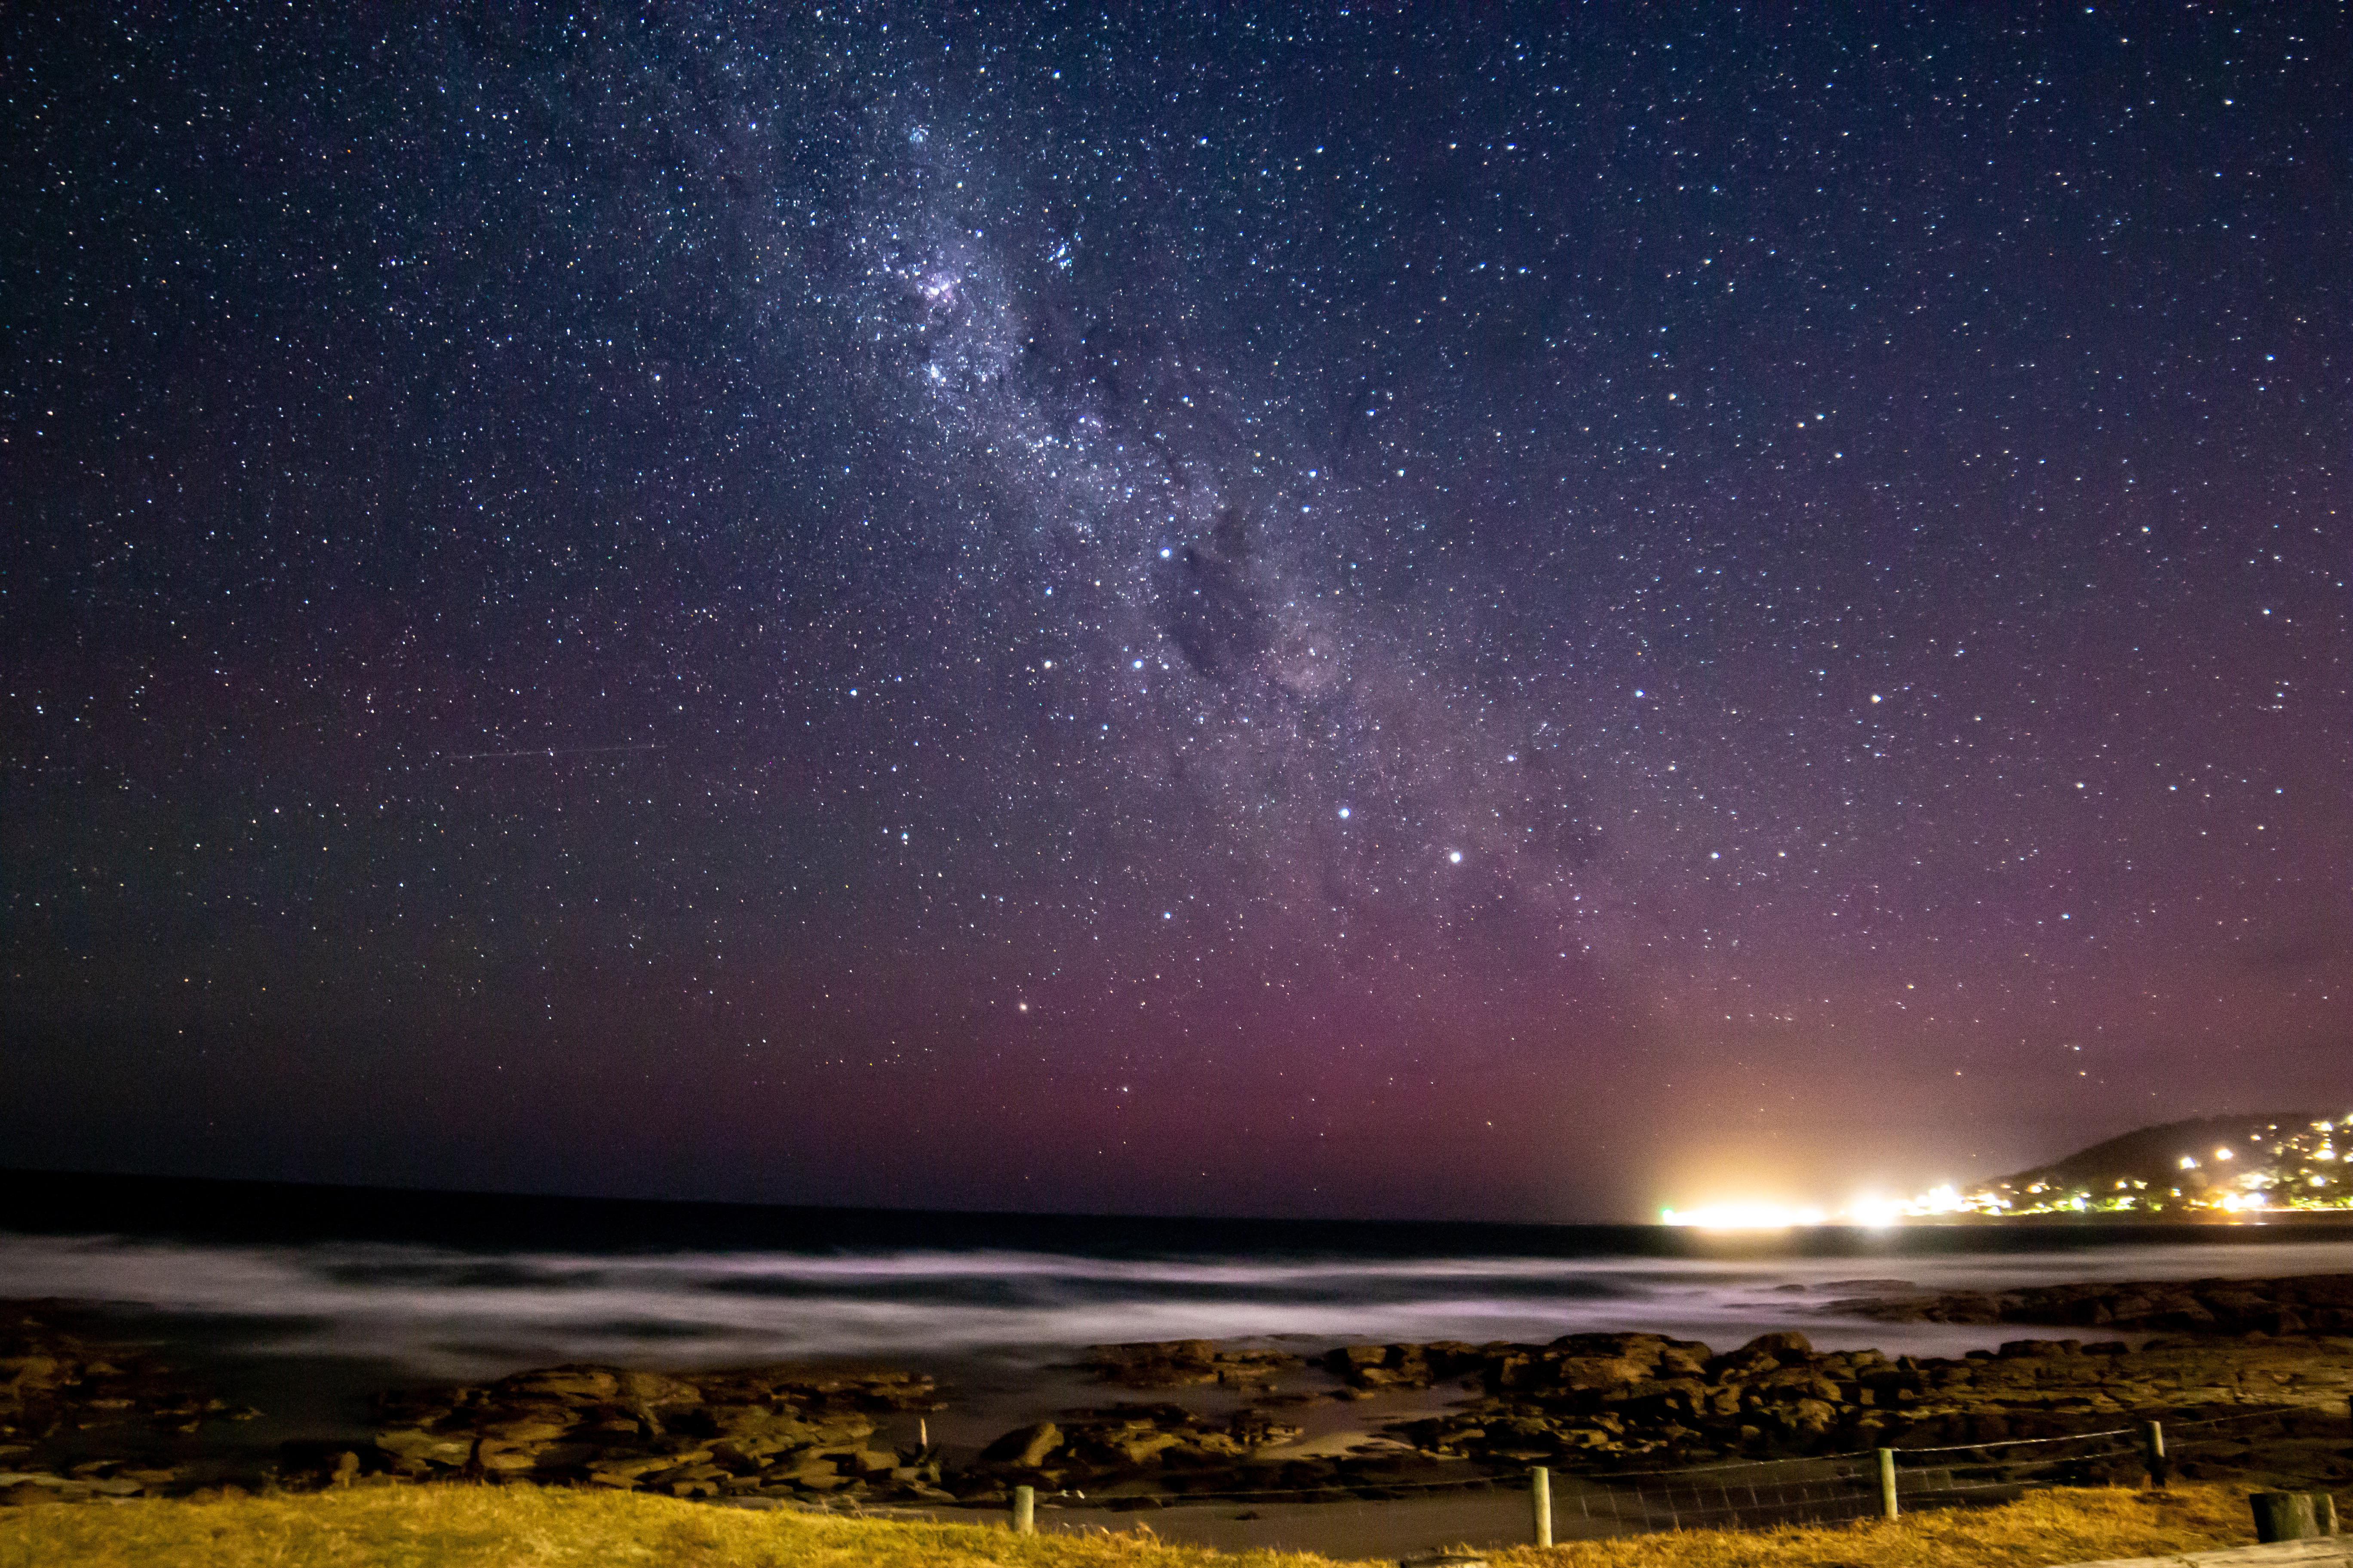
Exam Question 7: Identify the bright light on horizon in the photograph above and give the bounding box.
[1659,1202,1830,1230]
[1846,1195,1905,1228]
[1662,1183,1971,1229]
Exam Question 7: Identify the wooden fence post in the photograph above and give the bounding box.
[1877,1449,1898,1520]
[2142,1420,2167,1488]
[1531,1466,1553,1548]
[1012,1485,1035,1535]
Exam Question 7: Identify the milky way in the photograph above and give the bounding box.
[3,5,2345,1219]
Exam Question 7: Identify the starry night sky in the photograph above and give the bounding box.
[3,3,2346,1221]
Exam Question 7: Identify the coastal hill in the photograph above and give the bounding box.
[1961,1110,2348,1218]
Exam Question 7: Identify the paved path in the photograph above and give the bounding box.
[2056,1539,2350,1568]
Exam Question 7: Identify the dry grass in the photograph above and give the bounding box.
[0,1482,2276,1568]
[1494,1484,2261,1568]
[8,1488,1315,1568]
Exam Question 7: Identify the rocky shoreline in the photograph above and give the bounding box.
[1824,1270,2353,1336]
[1336,1329,2351,1479]
[0,1301,261,1505]
[298,1361,952,1504]
[6,1274,2353,1510]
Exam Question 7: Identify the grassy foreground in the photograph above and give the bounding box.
[0,1482,2265,1568]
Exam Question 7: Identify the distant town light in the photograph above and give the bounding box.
[1660,1203,1829,1230]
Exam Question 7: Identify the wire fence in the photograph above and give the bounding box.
[969,1399,2353,1555]
[1550,1430,2135,1537]
[1554,1452,1884,1534]
[2158,1403,2352,1483]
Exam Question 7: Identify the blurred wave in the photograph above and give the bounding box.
[5,1231,2353,1378]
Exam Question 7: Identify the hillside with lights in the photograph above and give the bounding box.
[1665,1111,2352,1227]
[1946,1111,2352,1219]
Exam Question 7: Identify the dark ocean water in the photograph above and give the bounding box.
[8,1169,2353,1380]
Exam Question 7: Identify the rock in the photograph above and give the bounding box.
[981,1421,1064,1468]
[784,1460,851,1491]
[1085,1340,1305,1387]
[585,1457,671,1487]
[1229,1407,1304,1448]
[475,1445,544,1474]
[504,1367,622,1402]
[1109,1430,1184,1466]
[967,1399,1357,1493]
[482,1417,571,1445]
[375,1429,477,1467]
[1828,1273,2353,1338]
[1324,1341,1487,1390]
[1740,1330,1813,1357]
[1,1476,91,1505]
